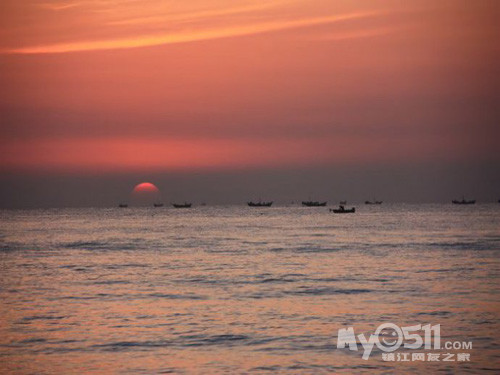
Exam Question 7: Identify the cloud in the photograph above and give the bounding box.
[106,2,282,26]
[311,25,406,42]
[39,2,83,11]
[4,11,385,54]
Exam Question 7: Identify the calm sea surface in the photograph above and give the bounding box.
[1,204,499,374]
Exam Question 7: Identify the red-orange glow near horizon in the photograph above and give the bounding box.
[0,134,496,173]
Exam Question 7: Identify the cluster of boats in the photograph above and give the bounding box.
[118,200,359,213]
[246,200,360,208]
[118,196,489,210]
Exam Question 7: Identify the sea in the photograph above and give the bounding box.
[0,204,499,374]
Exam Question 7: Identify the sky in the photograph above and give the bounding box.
[0,0,499,206]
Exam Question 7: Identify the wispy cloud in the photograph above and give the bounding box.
[312,26,406,42]
[4,11,385,54]
[39,1,84,11]
[106,2,282,26]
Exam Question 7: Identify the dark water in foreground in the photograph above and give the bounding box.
[0,204,499,374]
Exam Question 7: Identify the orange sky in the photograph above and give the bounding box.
[0,0,499,172]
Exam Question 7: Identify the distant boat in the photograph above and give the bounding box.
[173,202,192,208]
[330,205,355,214]
[339,200,347,205]
[302,201,327,207]
[153,203,164,207]
[452,197,475,205]
[248,201,273,207]
[118,203,128,208]
[365,200,382,205]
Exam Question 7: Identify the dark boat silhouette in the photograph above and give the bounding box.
[339,200,347,205]
[118,203,128,208]
[173,202,192,208]
[302,201,327,207]
[248,201,273,207]
[330,205,355,214]
[365,200,382,205]
[153,203,164,207]
[452,197,475,205]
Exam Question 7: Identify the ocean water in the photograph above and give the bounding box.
[0,204,499,374]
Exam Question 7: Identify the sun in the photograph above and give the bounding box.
[131,182,161,206]
[133,182,159,194]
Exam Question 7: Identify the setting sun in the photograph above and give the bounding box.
[132,182,160,194]
[131,182,161,205]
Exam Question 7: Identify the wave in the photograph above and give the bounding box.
[60,240,144,251]
[91,334,268,351]
[285,287,373,296]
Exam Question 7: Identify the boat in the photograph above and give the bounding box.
[452,197,475,205]
[339,200,347,205]
[173,202,192,208]
[118,203,128,208]
[330,205,355,214]
[302,201,327,207]
[153,203,164,207]
[365,200,382,205]
[248,201,273,207]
